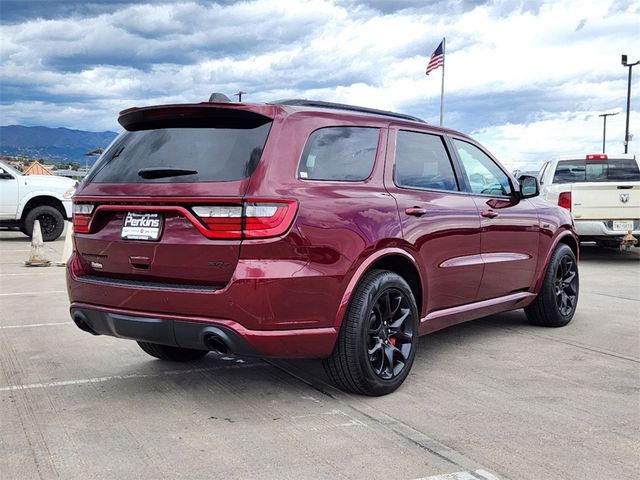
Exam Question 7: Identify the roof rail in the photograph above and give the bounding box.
[271,99,425,123]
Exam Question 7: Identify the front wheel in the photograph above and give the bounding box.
[323,270,419,396]
[24,205,65,241]
[137,342,209,362]
[525,244,579,327]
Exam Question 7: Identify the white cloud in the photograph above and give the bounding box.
[475,107,636,171]
[0,0,638,161]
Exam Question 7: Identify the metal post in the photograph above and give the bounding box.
[599,112,618,154]
[624,65,633,153]
[622,56,639,154]
[440,37,445,127]
[603,115,607,154]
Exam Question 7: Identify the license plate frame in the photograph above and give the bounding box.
[612,220,634,232]
[121,212,163,241]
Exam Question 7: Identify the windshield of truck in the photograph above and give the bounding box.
[553,158,640,183]
[0,161,22,177]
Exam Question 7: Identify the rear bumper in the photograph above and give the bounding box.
[574,220,640,240]
[70,303,338,359]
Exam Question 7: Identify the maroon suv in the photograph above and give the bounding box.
[67,98,579,395]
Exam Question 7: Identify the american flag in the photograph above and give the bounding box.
[426,40,444,75]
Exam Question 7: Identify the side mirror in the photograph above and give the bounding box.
[518,175,539,198]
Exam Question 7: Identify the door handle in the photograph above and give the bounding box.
[130,256,151,269]
[481,210,498,219]
[405,207,427,217]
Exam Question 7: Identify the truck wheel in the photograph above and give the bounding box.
[323,270,419,396]
[24,206,65,241]
[525,244,579,327]
[137,342,208,362]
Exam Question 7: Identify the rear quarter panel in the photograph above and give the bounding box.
[243,113,406,329]
[527,196,578,291]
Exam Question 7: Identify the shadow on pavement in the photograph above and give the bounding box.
[579,243,640,263]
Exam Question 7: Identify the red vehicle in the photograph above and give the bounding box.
[67,97,579,395]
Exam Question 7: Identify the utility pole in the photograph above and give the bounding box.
[622,55,639,154]
[234,91,246,102]
[598,112,619,154]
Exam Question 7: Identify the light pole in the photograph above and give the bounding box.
[598,112,619,153]
[622,55,639,154]
[234,91,246,102]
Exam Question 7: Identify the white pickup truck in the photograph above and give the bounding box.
[0,160,76,241]
[538,153,640,248]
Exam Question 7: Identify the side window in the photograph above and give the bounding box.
[552,160,585,184]
[394,131,458,191]
[298,127,378,181]
[453,139,512,196]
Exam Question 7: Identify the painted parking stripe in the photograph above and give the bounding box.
[0,322,71,329]
[0,290,66,297]
[416,470,500,480]
[0,362,263,392]
[0,272,62,276]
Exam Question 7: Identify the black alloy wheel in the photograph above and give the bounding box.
[37,212,58,236]
[323,269,419,396]
[366,289,414,380]
[23,205,65,241]
[554,255,578,316]
[525,243,579,327]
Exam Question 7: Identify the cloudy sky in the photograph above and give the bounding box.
[1,0,638,170]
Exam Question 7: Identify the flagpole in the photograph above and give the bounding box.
[440,37,445,127]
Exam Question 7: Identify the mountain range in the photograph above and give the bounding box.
[0,125,118,164]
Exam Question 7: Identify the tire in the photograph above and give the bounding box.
[525,244,579,327]
[24,205,65,241]
[137,342,209,362]
[323,270,419,396]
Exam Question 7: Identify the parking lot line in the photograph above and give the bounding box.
[0,290,66,297]
[0,363,264,392]
[0,322,71,329]
[0,272,62,276]
[416,470,500,480]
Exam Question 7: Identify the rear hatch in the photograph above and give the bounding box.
[555,155,640,221]
[72,104,280,288]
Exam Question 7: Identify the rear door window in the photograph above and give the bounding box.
[88,122,271,183]
[553,158,640,183]
[394,130,459,191]
[298,127,378,181]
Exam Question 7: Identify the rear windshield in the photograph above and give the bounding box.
[553,158,640,183]
[87,122,271,183]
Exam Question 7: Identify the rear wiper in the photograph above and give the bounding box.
[138,167,198,179]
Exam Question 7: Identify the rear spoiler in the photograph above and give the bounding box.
[118,103,276,131]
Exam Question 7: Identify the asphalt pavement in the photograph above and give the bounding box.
[1,227,638,480]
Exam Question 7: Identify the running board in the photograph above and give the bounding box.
[419,292,536,335]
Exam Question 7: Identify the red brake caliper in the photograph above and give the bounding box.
[389,337,396,346]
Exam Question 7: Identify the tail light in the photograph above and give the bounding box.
[73,198,297,240]
[586,154,607,160]
[558,192,572,211]
[193,199,297,239]
[72,203,94,233]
